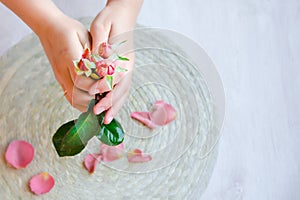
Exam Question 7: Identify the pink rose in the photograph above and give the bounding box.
[98,42,113,59]
[95,60,116,77]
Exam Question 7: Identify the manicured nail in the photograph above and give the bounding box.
[96,107,105,115]
[105,116,113,124]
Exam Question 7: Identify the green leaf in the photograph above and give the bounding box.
[115,66,128,73]
[96,113,125,146]
[52,99,125,157]
[117,55,129,61]
[106,75,113,90]
[52,100,99,157]
[73,60,80,67]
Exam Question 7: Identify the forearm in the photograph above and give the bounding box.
[106,0,143,20]
[0,0,64,35]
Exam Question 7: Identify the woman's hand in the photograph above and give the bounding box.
[1,0,95,112]
[38,15,94,112]
[89,0,143,124]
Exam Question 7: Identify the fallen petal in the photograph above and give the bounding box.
[150,100,176,125]
[157,101,177,124]
[127,149,152,163]
[29,172,55,195]
[5,140,34,169]
[149,103,168,125]
[130,112,157,129]
[84,154,102,173]
[101,143,124,162]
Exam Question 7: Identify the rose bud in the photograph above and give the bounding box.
[98,42,113,59]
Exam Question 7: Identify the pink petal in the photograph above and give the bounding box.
[127,149,152,163]
[95,60,116,77]
[81,47,91,60]
[101,143,124,162]
[107,64,115,75]
[149,100,177,125]
[5,140,34,169]
[149,103,168,126]
[83,154,102,173]
[29,172,55,195]
[130,112,157,129]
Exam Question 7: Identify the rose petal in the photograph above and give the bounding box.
[84,154,102,173]
[127,149,152,163]
[149,103,168,125]
[81,47,91,60]
[95,60,116,77]
[29,172,55,195]
[150,100,177,125]
[101,143,124,162]
[107,64,115,75]
[5,140,34,169]
[130,112,157,129]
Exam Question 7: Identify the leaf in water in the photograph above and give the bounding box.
[96,113,125,146]
[52,100,99,157]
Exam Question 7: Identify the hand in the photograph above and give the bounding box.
[89,0,142,124]
[38,14,94,112]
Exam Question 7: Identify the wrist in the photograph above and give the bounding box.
[35,12,67,38]
[106,0,143,17]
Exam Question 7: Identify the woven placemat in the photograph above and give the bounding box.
[0,18,224,199]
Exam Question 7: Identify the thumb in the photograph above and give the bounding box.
[90,21,111,54]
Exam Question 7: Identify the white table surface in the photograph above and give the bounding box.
[1,1,299,199]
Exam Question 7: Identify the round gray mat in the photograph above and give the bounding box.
[0,18,224,199]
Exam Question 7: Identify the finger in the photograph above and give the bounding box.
[90,21,111,53]
[93,72,131,115]
[104,93,128,124]
[73,103,88,113]
[103,75,131,124]
[88,72,125,95]
[63,85,86,112]
[78,29,92,49]
[93,91,113,115]
[72,86,94,110]
[69,31,91,83]
[73,75,95,92]
[68,45,85,83]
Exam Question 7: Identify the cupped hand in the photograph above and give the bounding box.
[89,0,141,124]
[38,14,94,112]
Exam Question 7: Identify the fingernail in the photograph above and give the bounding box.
[105,116,113,124]
[96,107,105,115]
